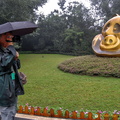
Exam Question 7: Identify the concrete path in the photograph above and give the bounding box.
[15,114,77,120]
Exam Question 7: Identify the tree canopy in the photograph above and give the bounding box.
[0,0,47,23]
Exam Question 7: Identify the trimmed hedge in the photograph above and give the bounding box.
[58,55,120,78]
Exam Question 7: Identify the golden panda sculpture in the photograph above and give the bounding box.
[92,15,120,57]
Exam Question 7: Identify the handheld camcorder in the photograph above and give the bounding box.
[12,35,21,42]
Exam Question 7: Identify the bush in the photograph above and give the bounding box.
[58,55,120,78]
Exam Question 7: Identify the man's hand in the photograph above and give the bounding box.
[15,51,19,60]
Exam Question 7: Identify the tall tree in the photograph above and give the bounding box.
[63,28,83,54]
[89,0,120,25]
[35,1,96,55]
[58,0,66,12]
[36,12,67,53]
[0,0,47,23]
[63,1,96,54]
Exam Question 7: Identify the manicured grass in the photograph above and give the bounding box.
[18,54,120,113]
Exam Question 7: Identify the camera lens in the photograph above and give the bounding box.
[12,35,21,42]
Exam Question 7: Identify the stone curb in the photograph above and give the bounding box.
[15,113,76,120]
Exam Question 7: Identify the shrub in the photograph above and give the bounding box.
[58,55,120,78]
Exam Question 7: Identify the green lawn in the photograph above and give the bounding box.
[18,54,120,113]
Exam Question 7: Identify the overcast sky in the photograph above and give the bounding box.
[38,0,90,15]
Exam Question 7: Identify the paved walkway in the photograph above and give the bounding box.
[15,114,77,120]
